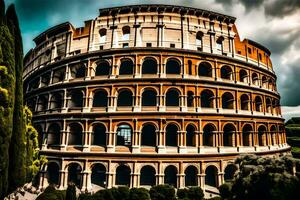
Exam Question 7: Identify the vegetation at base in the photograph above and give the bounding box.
[0,0,44,198]
[36,185,66,200]
[219,154,300,200]
[286,117,300,158]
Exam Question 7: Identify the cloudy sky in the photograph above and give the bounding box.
[4,0,300,120]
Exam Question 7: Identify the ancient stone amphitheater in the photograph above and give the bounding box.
[23,4,290,193]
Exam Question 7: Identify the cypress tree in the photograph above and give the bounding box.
[6,4,26,192]
[0,0,16,197]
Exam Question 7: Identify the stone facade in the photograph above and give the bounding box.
[23,5,290,193]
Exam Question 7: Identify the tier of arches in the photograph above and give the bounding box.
[27,86,281,116]
[43,160,238,190]
[26,56,277,93]
[37,120,286,150]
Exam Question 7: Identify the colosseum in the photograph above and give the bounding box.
[23,4,290,193]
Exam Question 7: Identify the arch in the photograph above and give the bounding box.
[47,123,61,145]
[221,65,233,80]
[99,28,107,43]
[198,62,212,77]
[140,165,156,186]
[68,90,83,108]
[122,26,130,41]
[166,58,181,75]
[266,98,272,113]
[142,89,157,106]
[166,88,180,106]
[116,124,132,146]
[187,91,194,107]
[224,164,237,181]
[164,165,178,187]
[205,165,218,187]
[68,123,83,145]
[41,72,51,87]
[240,94,250,110]
[262,76,268,88]
[50,93,63,110]
[239,69,248,83]
[47,162,60,185]
[252,73,259,85]
[223,123,236,147]
[35,124,44,147]
[71,64,86,79]
[141,124,156,146]
[119,59,134,75]
[142,57,158,74]
[93,90,108,107]
[201,89,215,108]
[37,95,48,112]
[68,163,82,188]
[242,124,253,146]
[116,165,131,186]
[185,166,198,187]
[117,89,133,107]
[270,125,277,145]
[95,60,111,76]
[258,125,267,146]
[92,123,106,146]
[52,68,65,83]
[186,124,196,147]
[203,124,216,146]
[254,96,263,112]
[222,92,234,109]
[166,124,178,147]
[91,163,106,187]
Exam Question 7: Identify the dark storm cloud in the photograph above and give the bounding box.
[215,0,264,11]
[265,0,300,17]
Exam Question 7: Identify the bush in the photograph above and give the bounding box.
[66,183,77,200]
[187,187,204,200]
[177,188,189,199]
[129,188,150,200]
[36,185,65,200]
[149,185,176,200]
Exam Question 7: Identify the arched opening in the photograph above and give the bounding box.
[141,124,156,146]
[99,28,107,43]
[242,124,253,146]
[198,62,212,77]
[205,165,218,187]
[122,26,130,41]
[95,61,110,76]
[41,73,51,87]
[119,59,134,75]
[166,59,181,75]
[140,166,156,186]
[203,124,215,146]
[116,124,132,146]
[93,90,108,107]
[266,98,272,113]
[186,124,196,147]
[258,125,267,146]
[92,124,106,146]
[239,69,248,83]
[166,124,178,147]
[166,89,180,106]
[68,90,83,108]
[270,125,277,145]
[116,165,131,186]
[252,73,259,85]
[68,163,82,188]
[47,162,60,185]
[35,125,44,148]
[164,165,177,187]
[185,166,198,187]
[37,96,48,112]
[91,164,106,187]
[117,90,133,107]
[223,124,235,147]
[224,164,237,182]
[221,65,233,80]
[262,76,268,88]
[187,91,194,107]
[222,92,234,109]
[142,58,158,74]
[240,94,249,110]
[201,90,215,108]
[52,68,65,83]
[71,64,86,79]
[255,96,263,112]
[47,123,61,146]
[142,89,157,106]
[68,123,83,145]
[50,93,63,110]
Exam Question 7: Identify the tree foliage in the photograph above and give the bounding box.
[219,154,300,200]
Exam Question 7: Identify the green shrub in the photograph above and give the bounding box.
[36,185,65,200]
[66,183,77,200]
[177,188,189,199]
[129,188,150,200]
[149,185,176,200]
[187,187,204,200]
